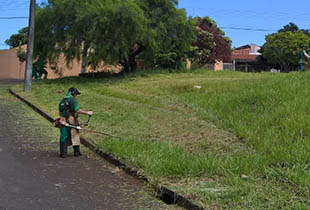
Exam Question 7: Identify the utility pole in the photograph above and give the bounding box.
[24,0,35,92]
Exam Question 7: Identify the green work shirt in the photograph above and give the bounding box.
[59,92,80,142]
[33,59,45,73]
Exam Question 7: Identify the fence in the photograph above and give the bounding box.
[223,63,234,70]
[203,63,235,71]
[235,63,270,72]
[202,62,271,72]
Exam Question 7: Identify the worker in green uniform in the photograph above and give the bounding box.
[176,59,182,70]
[33,58,48,79]
[32,63,39,80]
[299,48,310,72]
[58,87,93,158]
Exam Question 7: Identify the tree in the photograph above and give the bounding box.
[278,22,310,36]
[5,27,29,48]
[261,31,310,72]
[191,17,231,65]
[89,0,195,71]
[33,0,195,73]
[151,10,196,69]
[83,0,148,72]
[34,0,96,73]
[278,22,299,33]
[148,4,196,69]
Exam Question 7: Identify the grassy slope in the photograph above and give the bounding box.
[12,70,310,209]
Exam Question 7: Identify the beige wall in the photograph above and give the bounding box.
[0,48,121,80]
[47,56,84,79]
[0,49,26,79]
[0,48,83,79]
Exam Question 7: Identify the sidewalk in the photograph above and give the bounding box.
[0,81,179,210]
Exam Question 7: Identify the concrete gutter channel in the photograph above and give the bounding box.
[9,88,204,210]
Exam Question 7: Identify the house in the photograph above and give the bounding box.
[231,43,261,63]
[230,43,266,72]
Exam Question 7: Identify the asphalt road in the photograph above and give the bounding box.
[0,80,177,210]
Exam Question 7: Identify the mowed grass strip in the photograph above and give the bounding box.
[12,70,310,209]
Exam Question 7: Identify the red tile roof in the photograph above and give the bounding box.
[231,44,261,62]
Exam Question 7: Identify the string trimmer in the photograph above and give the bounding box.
[53,118,121,139]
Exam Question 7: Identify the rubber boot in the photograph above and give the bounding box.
[73,146,82,157]
[60,141,67,158]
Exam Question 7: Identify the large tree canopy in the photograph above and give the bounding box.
[33,0,195,72]
[191,17,232,65]
[260,23,310,72]
[135,0,195,69]
[34,0,97,73]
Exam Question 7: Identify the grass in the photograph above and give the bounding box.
[11,69,310,209]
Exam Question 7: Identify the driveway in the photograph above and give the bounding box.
[0,80,178,210]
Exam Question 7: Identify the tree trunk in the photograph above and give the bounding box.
[120,45,146,73]
[128,45,146,72]
[81,42,90,74]
[129,55,137,72]
[121,57,130,73]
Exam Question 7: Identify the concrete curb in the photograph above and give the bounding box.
[9,88,204,210]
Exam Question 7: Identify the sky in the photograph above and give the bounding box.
[0,0,309,49]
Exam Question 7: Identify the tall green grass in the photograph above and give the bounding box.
[182,74,309,155]
[12,70,310,209]
[97,138,266,178]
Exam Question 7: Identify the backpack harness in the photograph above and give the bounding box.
[54,96,91,129]
[60,97,76,120]
[54,97,76,129]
